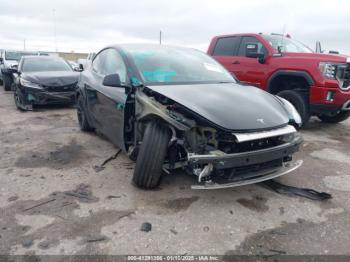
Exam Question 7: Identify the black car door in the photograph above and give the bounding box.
[86,48,129,151]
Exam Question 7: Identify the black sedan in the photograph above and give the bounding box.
[77,44,303,189]
[12,56,79,110]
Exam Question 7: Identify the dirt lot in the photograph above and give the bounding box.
[0,85,350,256]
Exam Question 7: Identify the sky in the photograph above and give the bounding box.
[1,0,350,55]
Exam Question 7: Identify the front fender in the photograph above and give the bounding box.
[135,90,194,131]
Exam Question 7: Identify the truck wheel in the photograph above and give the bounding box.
[0,79,3,86]
[132,121,171,189]
[77,95,94,131]
[318,111,350,123]
[277,90,310,125]
[3,74,12,91]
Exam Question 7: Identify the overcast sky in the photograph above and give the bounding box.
[1,0,350,55]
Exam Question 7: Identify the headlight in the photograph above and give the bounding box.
[318,62,337,79]
[278,97,302,127]
[20,78,43,89]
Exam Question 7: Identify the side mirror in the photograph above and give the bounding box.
[79,64,84,71]
[10,64,18,72]
[0,57,3,64]
[73,66,82,72]
[103,74,122,87]
[245,43,266,64]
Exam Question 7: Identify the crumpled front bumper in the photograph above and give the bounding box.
[191,160,303,189]
[188,135,302,169]
[188,134,303,189]
[24,89,76,105]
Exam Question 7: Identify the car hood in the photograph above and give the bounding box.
[146,83,290,131]
[283,52,348,63]
[4,60,18,68]
[21,71,79,86]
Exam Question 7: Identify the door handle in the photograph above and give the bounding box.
[232,61,240,65]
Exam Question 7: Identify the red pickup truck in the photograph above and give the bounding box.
[208,33,350,125]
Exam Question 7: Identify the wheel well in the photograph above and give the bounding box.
[269,75,310,95]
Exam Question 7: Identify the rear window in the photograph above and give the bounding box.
[212,37,239,56]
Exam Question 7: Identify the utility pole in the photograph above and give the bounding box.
[159,30,162,45]
[53,9,57,52]
[23,39,26,50]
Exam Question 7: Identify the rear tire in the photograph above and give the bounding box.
[14,87,26,111]
[3,74,12,91]
[318,111,350,123]
[132,121,171,189]
[77,95,94,131]
[277,90,310,125]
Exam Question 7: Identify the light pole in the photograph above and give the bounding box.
[53,9,57,52]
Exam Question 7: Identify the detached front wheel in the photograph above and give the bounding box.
[318,111,350,123]
[133,122,171,189]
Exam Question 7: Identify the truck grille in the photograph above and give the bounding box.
[343,63,350,89]
[44,82,77,92]
[336,63,350,90]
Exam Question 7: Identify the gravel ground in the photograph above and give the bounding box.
[0,85,349,255]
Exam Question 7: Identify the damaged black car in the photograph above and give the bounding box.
[76,44,303,189]
[12,56,79,110]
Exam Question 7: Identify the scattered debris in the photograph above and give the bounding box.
[262,180,332,201]
[93,150,122,173]
[86,235,107,243]
[269,249,287,255]
[38,240,50,249]
[106,195,121,200]
[64,184,98,203]
[23,198,56,212]
[22,239,33,248]
[141,222,152,232]
[101,150,122,167]
[170,229,178,235]
[8,196,19,202]
[93,165,105,173]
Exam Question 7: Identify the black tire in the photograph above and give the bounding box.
[0,79,3,86]
[14,87,26,111]
[277,90,310,125]
[77,95,94,131]
[132,122,171,189]
[3,74,12,91]
[318,111,350,123]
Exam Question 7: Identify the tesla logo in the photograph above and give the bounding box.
[257,118,265,124]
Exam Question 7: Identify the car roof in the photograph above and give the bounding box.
[107,43,198,52]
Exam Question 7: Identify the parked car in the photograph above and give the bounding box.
[12,56,79,110]
[0,50,38,90]
[207,33,350,125]
[76,44,303,189]
[68,60,81,71]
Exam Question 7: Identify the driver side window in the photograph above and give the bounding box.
[92,48,127,83]
[238,36,267,57]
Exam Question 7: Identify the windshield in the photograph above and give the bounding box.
[5,51,38,61]
[128,46,235,85]
[263,35,313,53]
[22,58,72,72]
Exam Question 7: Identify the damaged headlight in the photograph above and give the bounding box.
[20,78,43,89]
[278,97,302,127]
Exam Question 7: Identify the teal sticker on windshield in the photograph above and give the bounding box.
[143,70,177,82]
